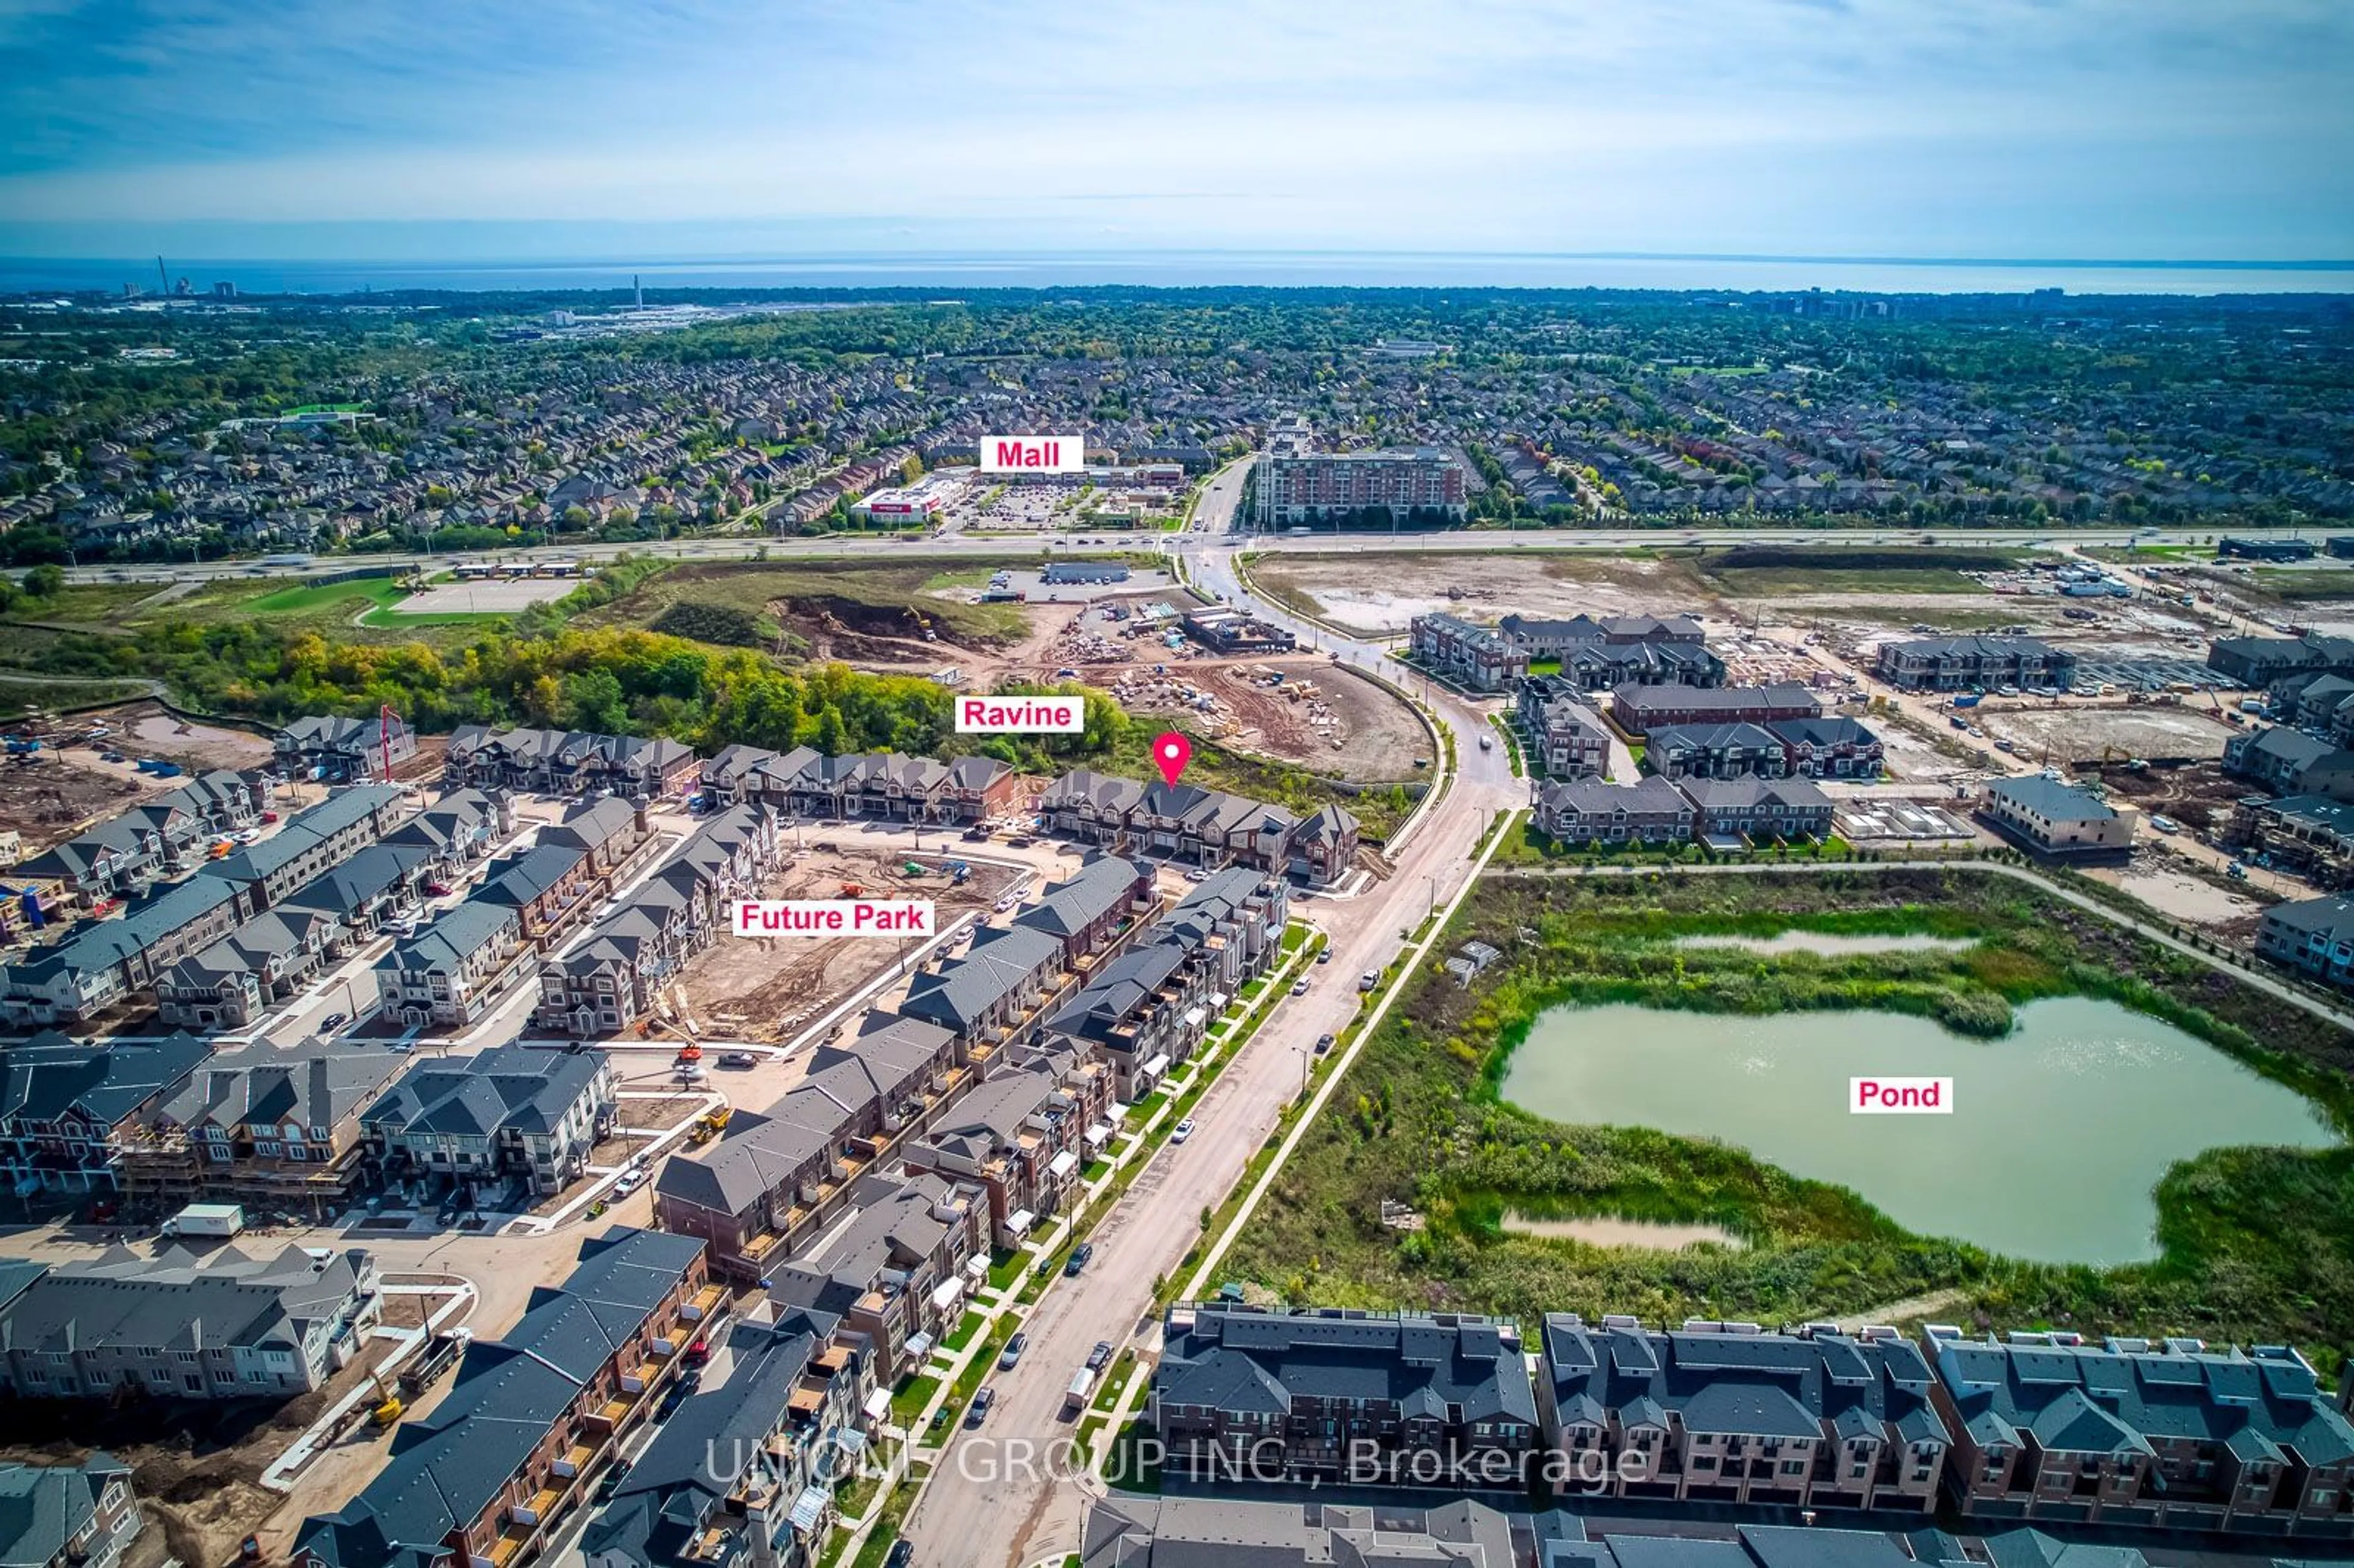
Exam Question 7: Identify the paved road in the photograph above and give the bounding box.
[58,523,2290,588]
[901,535,1520,1566]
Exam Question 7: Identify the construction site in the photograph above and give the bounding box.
[676,839,1023,1043]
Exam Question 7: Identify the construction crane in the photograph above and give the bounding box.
[381,702,400,780]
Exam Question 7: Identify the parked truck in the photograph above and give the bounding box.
[1064,1365,1096,1415]
[398,1331,465,1398]
[1949,694,1983,709]
[161,1201,245,1239]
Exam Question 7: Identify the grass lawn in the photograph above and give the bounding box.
[842,1483,915,1568]
[1696,545,2028,598]
[2,583,160,626]
[985,1251,1029,1293]
[940,1310,986,1353]
[0,676,149,712]
[887,1374,940,1428]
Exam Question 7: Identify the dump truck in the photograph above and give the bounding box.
[398,1332,464,1398]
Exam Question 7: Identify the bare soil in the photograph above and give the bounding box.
[680,844,1017,1041]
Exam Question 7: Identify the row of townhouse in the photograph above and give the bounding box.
[655,853,1159,1293]
[1876,634,2078,693]
[1609,682,1825,737]
[374,796,658,1028]
[2229,794,2354,888]
[764,1168,988,1395]
[1046,866,1289,1099]
[1514,679,1615,778]
[273,712,419,784]
[537,805,783,1037]
[155,792,512,1030]
[2225,725,2354,801]
[1,785,414,1026]
[1040,771,1358,885]
[294,1228,723,1568]
[899,1038,1115,1254]
[1148,1305,2354,1542]
[0,1454,143,1568]
[698,745,1018,824]
[0,1243,383,1404]
[357,1045,617,1201]
[443,726,700,799]
[10,769,276,907]
[1498,612,1724,690]
[1407,613,1528,691]
[1534,775,1835,846]
[580,1306,868,1568]
[1645,715,1884,781]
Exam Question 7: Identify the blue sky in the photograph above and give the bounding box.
[0,0,2347,261]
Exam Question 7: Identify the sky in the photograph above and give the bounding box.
[0,0,2348,264]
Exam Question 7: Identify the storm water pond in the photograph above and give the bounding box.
[1499,995,2337,1264]
[1673,932,1977,957]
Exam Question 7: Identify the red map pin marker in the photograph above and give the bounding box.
[1152,732,1192,786]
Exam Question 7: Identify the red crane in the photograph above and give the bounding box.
[381,703,400,782]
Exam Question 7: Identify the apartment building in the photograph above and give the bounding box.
[1253,443,1467,525]
[294,1228,717,1568]
[360,1045,617,1199]
[0,1032,212,1197]
[1924,1326,2354,1540]
[274,712,418,783]
[374,902,529,1027]
[1610,683,1824,737]
[579,1312,864,1568]
[0,1244,382,1402]
[1770,715,1886,778]
[1876,635,2077,693]
[901,1043,1113,1248]
[538,805,781,1036]
[1533,778,1696,845]
[1645,722,1790,781]
[1536,1316,1948,1513]
[1151,1302,1541,1487]
[0,1455,142,1568]
[1408,613,1529,691]
[1980,777,2138,859]
[764,1168,986,1385]
[1679,778,1837,843]
[1514,677,1612,779]
[443,726,699,799]
[114,1040,406,1221]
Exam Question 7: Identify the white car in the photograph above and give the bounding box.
[1170,1117,1197,1144]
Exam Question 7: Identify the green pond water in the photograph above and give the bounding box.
[1499,995,2339,1264]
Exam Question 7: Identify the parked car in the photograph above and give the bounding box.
[1087,1341,1114,1372]
[595,1458,634,1502]
[1316,948,1332,964]
[966,1387,995,1426]
[1171,1117,1197,1144]
[1064,1242,1095,1277]
[720,1051,759,1068]
[999,1333,1027,1371]
[885,1544,913,1568]
[1316,1033,1336,1054]
[320,1011,348,1031]
[1358,970,1379,992]
[1290,977,1309,995]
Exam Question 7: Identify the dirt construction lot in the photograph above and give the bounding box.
[680,840,1019,1041]
[1259,551,1715,637]
[1979,704,2239,766]
[0,702,275,861]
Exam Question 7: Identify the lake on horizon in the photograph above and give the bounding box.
[1498,996,2339,1265]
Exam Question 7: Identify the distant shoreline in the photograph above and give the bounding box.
[7,249,2353,299]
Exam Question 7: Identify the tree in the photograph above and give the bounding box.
[21,564,64,599]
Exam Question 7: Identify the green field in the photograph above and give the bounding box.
[1696,545,2029,596]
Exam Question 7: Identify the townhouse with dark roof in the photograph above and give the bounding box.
[1151,1301,1542,1488]
[2257,896,2354,991]
[1924,1326,2354,1540]
[375,900,529,1028]
[1499,612,1724,690]
[379,788,514,871]
[1408,613,1529,691]
[292,1228,717,1568]
[1876,636,2076,693]
[1534,778,1696,846]
[702,747,1017,826]
[1011,854,1159,967]
[1980,777,2136,859]
[443,726,698,798]
[1611,683,1824,737]
[0,1243,382,1402]
[471,796,658,950]
[1515,677,1613,779]
[1644,722,1790,781]
[536,805,780,1036]
[10,769,273,906]
[1677,778,1836,844]
[113,1040,406,1220]
[765,1168,986,1385]
[1037,771,1356,885]
[0,1033,212,1198]
[1769,715,1885,778]
[2207,632,2354,690]
[899,1042,1112,1248]
[897,924,1069,1054]
[2229,794,2354,888]
[274,712,417,784]
[1537,1317,1948,1513]
[0,1454,141,1568]
[360,1045,617,1199]
[2225,726,2354,801]
[579,1312,863,1568]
